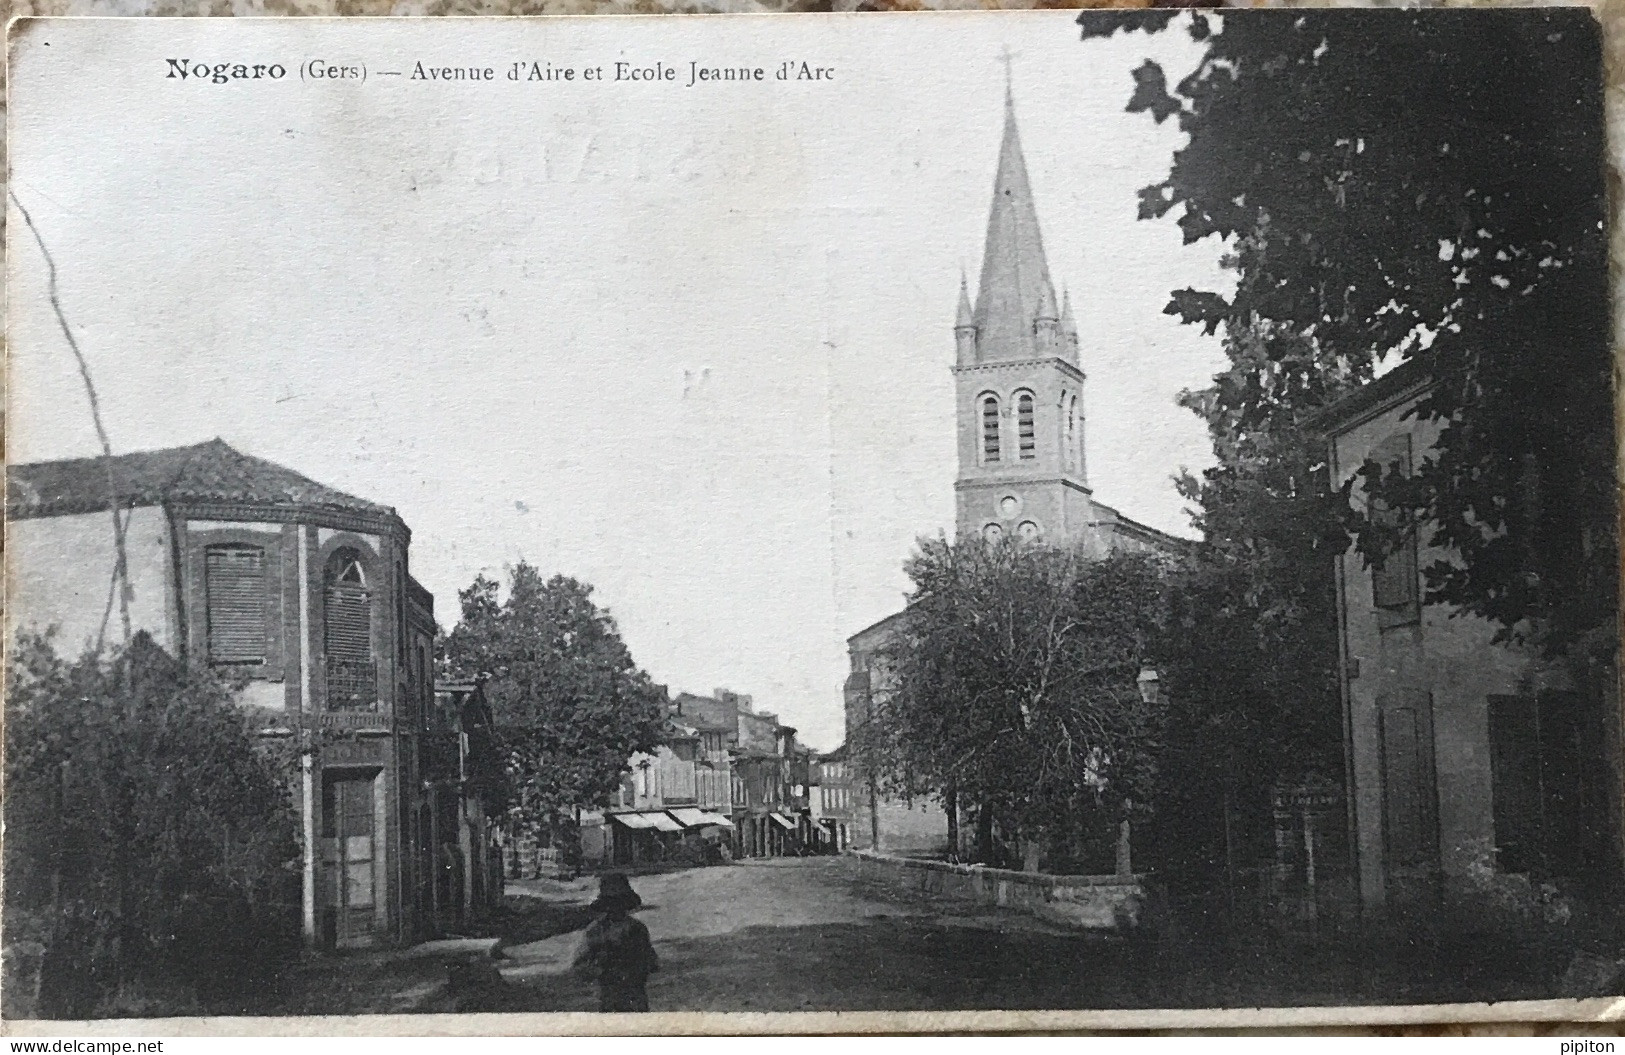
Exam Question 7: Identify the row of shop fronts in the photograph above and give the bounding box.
[578,807,849,869]
[494,690,860,879]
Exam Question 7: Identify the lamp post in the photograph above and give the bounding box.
[1118,667,1161,877]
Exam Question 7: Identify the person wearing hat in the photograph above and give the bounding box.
[570,873,659,1011]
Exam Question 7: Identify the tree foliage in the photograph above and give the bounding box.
[1149,320,1352,885]
[3,631,300,1014]
[1158,314,1352,780]
[1084,8,1614,655]
[438,564,667,831]
[854,537,1171,867]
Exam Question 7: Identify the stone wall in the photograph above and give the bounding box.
[850,849,1144,931]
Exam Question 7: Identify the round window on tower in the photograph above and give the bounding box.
[1017,520,1041,543]
[983,523,1004,543]
[999,495,1021,520]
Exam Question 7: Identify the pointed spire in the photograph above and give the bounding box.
[956,270,975,329]
[1036,281,1058,323]
[1061,289,1078,336]
[973,90,1059,363]
[955,269,978,365]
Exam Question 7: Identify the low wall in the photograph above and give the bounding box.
[850,849,1145,931]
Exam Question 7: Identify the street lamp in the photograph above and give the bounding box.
[1136,667,1161,705]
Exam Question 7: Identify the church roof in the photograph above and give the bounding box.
[973,93,1060,362]
[1088,499,1198,558]
[7,438,397,522]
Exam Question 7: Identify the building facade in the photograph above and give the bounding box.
[841,92,1187,856]
[811,746,855,851]
[7,440,449,948]
[588,711,735,867]
[422,681,506,934]
[1319,365,1624,908]
[675,689,813,858]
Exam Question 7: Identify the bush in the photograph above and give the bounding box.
[4,632,300,1017]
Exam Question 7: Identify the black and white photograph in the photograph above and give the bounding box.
[3,7,1620,1029]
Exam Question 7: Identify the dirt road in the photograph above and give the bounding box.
[270,857,1562,1014]
[499,856,1184,1013]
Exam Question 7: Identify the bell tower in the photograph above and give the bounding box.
[954,90,1093,548]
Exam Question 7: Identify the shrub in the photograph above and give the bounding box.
[4,632,300,1017]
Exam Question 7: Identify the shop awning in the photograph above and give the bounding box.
[668,807,734,829]
[610,811,685,832]
[769,812,798,831]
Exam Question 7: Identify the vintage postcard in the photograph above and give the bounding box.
[4,8,1622,1032]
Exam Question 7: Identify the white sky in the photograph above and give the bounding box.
[8,13,1228,749]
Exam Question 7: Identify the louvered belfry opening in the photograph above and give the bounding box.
[205,545,266,665]
[1017,393,1036,460]
[325,550,377,710]
[1066,395,1079,469]
[981,396,1001,462]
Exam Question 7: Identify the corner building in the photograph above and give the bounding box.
[8,439,445,949]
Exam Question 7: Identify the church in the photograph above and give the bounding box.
[842,88,1185,854]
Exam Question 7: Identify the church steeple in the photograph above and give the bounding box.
[953,84,1093,549]
[971,93,1060,365]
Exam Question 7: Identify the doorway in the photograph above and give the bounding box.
[322,770,380,947]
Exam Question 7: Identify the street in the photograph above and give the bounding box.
[501,856,1118,1012]
[492,856,1360,1013]
[246,855,1563,1017]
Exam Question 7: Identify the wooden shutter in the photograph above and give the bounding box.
[1535,690,1607,888]
[206,546,266,663]
[325,581,372,661]
[1370,434,1419,613]
[1017,393,1036,459]
[1378,690,1439,872]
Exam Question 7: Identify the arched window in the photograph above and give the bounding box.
[1066,395,1080,469]
[325,548,376,710]
[1017,392,1036,460]
[981,395,1001,463]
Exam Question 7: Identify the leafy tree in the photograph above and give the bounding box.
[438,564,667,840]
[3,631,299,1016]
[856,537,1170,871]
[1145,313,1355,890]
[1082,8,1614,657]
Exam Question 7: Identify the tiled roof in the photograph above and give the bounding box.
[1305,359,1432,435]
[846,605,915,649]
[8,439,395,520]
[1088,500,1198,557]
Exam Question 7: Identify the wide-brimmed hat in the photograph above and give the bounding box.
[590,872,643,912]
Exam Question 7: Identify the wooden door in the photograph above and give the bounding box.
[322,772,378,945]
